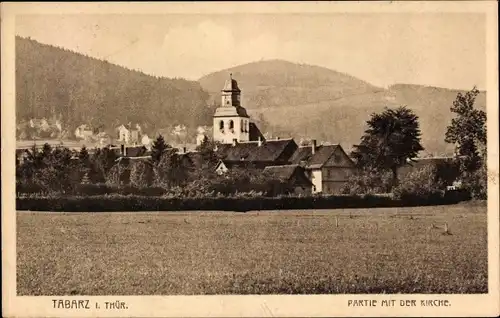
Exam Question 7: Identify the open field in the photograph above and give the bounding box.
[17,203,487,295]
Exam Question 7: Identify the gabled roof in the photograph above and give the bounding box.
[290,144,355,169]
[307,144,341,169]
[263,164,314,185]
[289,146,314,164]
[216,138,297,163]
[263,164,299,180]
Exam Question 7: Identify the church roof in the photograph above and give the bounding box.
[217,138,297,163]
[222,74,241,92]
[213,105,249,118]
[249,122,265,141]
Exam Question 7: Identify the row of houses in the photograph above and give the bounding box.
[74,123,151,146]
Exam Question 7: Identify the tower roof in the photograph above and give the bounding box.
[222,73,241,92]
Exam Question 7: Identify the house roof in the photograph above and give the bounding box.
[216,138,296,163]
[263,164,314,185]
[290,144,343,169]
[263,164,299,180]
[307,144,341,169]
[289,146,314,164]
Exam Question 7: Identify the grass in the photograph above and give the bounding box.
[17,203,487,295]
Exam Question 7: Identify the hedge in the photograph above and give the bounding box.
[16,190,470,212]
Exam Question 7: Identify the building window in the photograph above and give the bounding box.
[229,120,234,132]
[219,120,224,132]
[241,119,244,132]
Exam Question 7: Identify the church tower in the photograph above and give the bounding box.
[213,74,250,144]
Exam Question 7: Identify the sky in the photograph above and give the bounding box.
[16,13,486,90]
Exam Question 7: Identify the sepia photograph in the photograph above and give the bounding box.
[2,1,499,317]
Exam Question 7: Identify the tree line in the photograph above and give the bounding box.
[16,135,293,198]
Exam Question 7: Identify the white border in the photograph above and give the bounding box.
[2,2,499,317]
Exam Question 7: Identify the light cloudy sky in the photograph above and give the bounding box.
[16,13,486,89]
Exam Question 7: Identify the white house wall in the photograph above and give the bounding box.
[311,169,322,193]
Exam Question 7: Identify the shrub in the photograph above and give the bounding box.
[462,162,487,200]
[341,170,393,195]
[130,161,154,188]
[393,165,444,201]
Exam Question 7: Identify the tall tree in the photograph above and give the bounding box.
[445,86,486,172]
[195,137,221,173]
[154,148,188,188]
[151,134,170,163]
[351,106,424,184]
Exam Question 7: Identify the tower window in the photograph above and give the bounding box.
[241,119,244,132]
[229,120,234,132]
[219,120,224,131]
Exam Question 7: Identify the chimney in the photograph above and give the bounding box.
[258,136,262,147]
[311,139,317,155]
[232,138,238,146]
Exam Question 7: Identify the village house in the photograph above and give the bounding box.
[30,118,50,131]
[116,123,142,145]
[263,164,314,196]
[289,140,357,194]
[74,124,94,140]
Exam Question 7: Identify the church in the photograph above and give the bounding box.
[211,74,357,195]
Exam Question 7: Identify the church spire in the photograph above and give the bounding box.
[221,73,241,106]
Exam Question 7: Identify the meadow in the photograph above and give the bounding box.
[17,203,487,295]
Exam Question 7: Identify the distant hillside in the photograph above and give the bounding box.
[199,59,382,109]
[200,60,486,156]
[16,36,214,138]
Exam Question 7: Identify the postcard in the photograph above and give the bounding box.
[2,1,499,317]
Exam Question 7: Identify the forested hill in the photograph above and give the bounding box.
[16,36,214,135]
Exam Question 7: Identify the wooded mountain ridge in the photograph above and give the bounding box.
[16,36,214,138]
